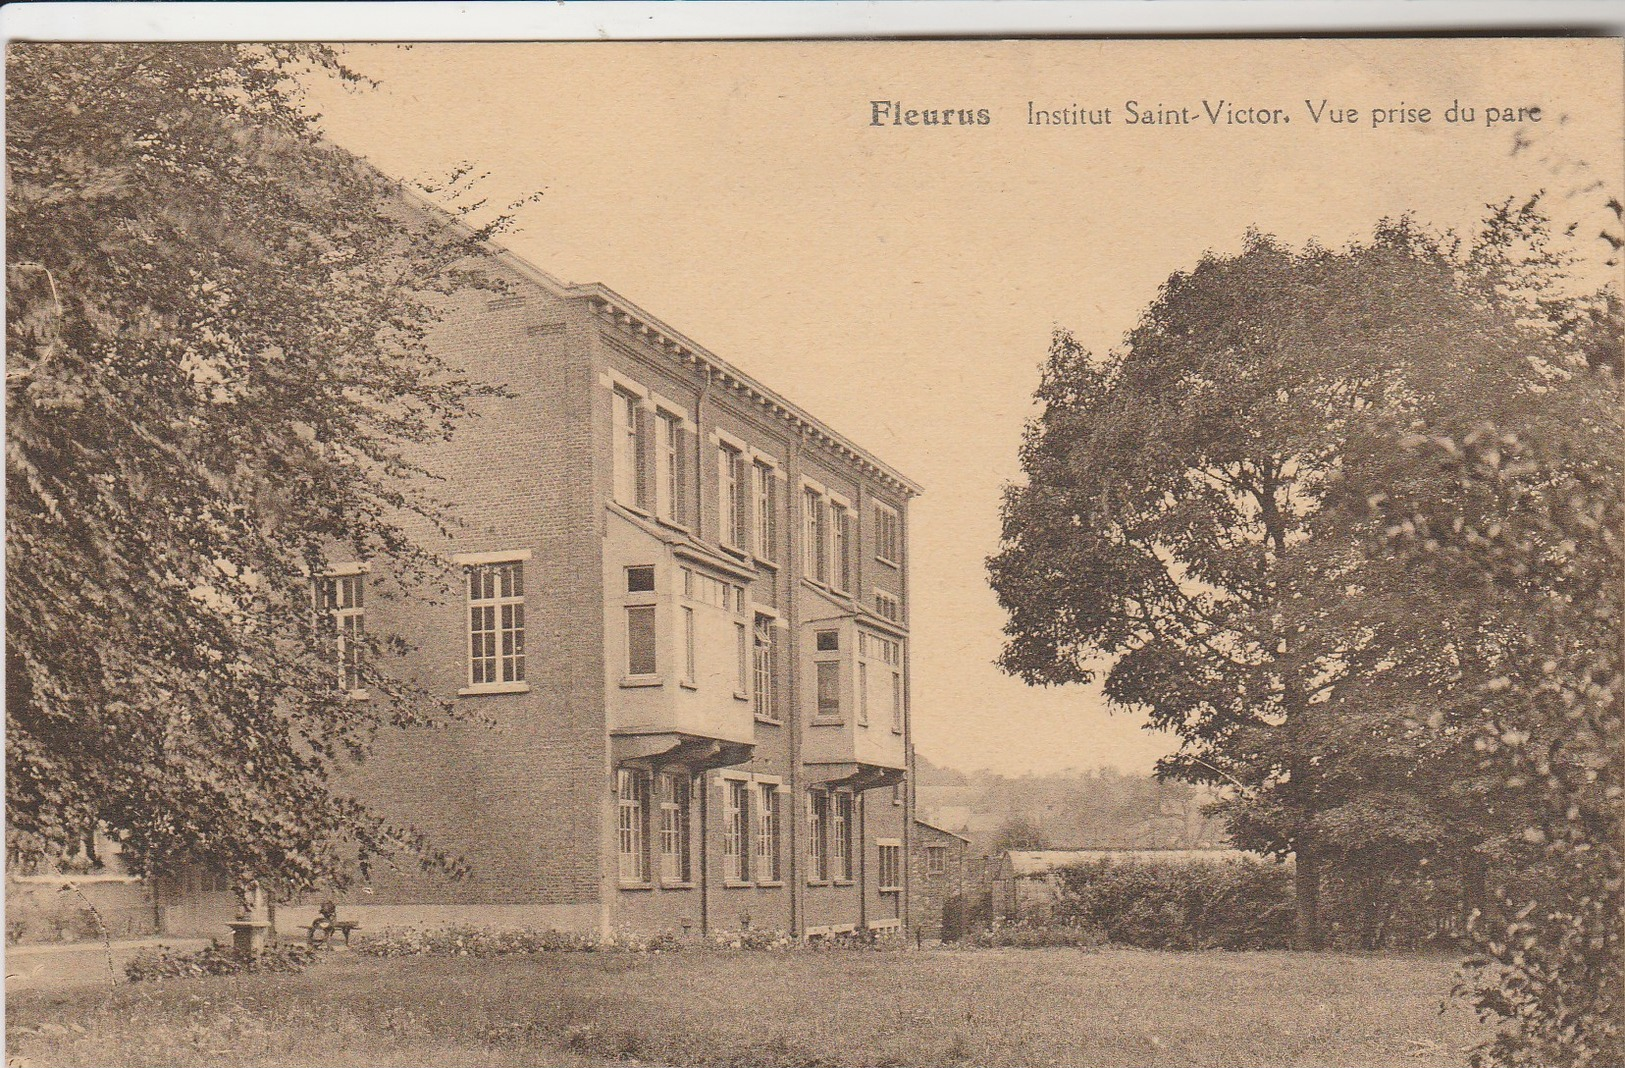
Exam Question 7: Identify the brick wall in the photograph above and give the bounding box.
[909,822,969,941]
[336,277,609,918]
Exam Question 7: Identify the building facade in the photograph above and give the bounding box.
[156,250,921,941]
[908,819,970,942]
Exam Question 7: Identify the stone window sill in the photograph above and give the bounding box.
[459,681,531,696]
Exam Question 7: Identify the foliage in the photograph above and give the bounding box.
[1048,858,1296,950]
[6,44,520,891]
[124,940,320,982]
[353,923,813,957]
[988,202,1609,949]
[963,919,1105,949]
[987,813,1048,853]
[914,755,1225,853]
[1362,415,1622,1067]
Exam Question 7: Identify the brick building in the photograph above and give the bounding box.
[156,247,921,941]
[909,819,970,942]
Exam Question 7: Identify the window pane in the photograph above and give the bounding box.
[816,660,840,718]
[627,565,655,593]
[681,606,696,681]
[627,605,657,676]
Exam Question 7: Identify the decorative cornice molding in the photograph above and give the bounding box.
[584,293,922,499]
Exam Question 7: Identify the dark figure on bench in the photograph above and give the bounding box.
[307,899,360,947]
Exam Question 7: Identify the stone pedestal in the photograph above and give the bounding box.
[226,920,271,959]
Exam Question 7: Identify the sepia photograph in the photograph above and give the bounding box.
[4,12,1622,1068]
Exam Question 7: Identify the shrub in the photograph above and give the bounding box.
[964,921,1104,949]
[1049,858,1296,950]
[124,940,319,982]
[354,924,601,958]
[705,927,795,951]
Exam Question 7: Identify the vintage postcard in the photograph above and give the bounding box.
[6,28,1622,1068]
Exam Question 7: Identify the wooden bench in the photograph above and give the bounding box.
[306,919,360,948]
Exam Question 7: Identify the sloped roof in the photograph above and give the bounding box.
[913,818,972,843]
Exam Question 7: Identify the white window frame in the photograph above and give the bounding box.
[831,790,853,883]
[612,387,642,509]
[457,551,531,695]
[802,481,828,584]
[657,771,691,885]
[807,790,828,884]
[717,436,748,553]
[926,844,948,876]
[317,563,370,697]
[723,777,750,884]
[813,630,843,723]
[877,839,903,893]
[829,496,852,594]
[618,768,651,886]
[754,782,782,884]
[874,500,902,568]
[752,613,777,722]
[752,458,778,563]
[623,564,660,683]
[655,409,682,523]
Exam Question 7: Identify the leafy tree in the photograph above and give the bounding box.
[6,44,514,892]
[1356,377,1620,1064]
[989,814,1049,853]
[988,209,1594,948]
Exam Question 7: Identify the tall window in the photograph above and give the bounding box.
[682,605,697,684]
[319,573,365,693]
[468,561,524,686]
[877,841,903,892]
[832,792,853,881]
[724,779,750,882]
[658,772,690,884]
[720,444,746,550]
[857,660,869,727]
[625,565,657,677]
[860,631,904,734]
[807,791,828,882]
[816,660,841,720]
[617,769,650,885]
[831,503,851,592]
[752,615,776,720]
[803,487,828,583]
[753,461,777,561]
[874,502,901,567]
[612,389,642,507]
[755,783,781,882]
[656,412,681,522]
[926,844,947,876]
[735,620,749,696]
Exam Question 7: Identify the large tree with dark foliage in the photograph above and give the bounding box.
[6,44,514,891]
[987,204,1614,951]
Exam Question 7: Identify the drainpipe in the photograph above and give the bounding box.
[697,770,709,936]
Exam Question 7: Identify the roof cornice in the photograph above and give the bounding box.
[393,182,921,499]
[576,286,922,499]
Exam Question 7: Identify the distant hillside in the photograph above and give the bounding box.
[913,752,1228,857]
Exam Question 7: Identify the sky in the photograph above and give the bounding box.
[302,39,1621,776]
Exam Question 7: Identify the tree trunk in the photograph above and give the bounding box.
[1294,841,1323,950]
[1461,848,1488,931]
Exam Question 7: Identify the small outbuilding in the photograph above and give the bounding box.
[909,819,971,941]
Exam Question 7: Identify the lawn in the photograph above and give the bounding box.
[6,946,1485,1067]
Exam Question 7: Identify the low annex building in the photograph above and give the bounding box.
[909,818,971,942]
[155,246,922,942]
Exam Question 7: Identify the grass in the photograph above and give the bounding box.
[6,946,1485,1067]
